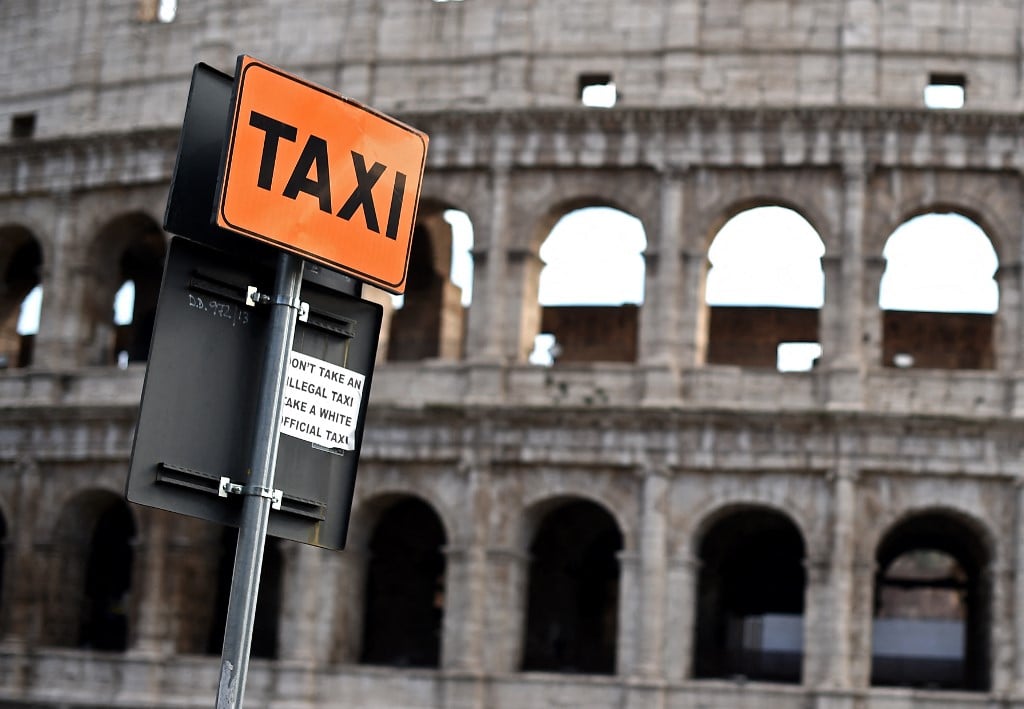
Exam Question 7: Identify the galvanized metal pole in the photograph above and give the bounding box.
[216,251,304,709]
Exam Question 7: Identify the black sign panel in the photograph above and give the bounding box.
[126,236,382,550]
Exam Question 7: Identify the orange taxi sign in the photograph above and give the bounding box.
[215,56,428,294]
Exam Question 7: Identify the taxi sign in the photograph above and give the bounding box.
[215,55,428,294]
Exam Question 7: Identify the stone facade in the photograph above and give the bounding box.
[3,1,1024,707]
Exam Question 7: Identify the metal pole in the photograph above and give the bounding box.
[216,251,304,709]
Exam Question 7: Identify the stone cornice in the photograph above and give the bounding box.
[2,106,1023,198]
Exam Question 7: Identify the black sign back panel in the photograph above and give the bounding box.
[126,236,382,549]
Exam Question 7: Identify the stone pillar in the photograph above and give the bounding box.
[32,193,88,369]
[823,164,868,408]
[995,261,1021,373]
[639,171,686,366]
[277,544,333,666]
[131,509,172,654]
[332,549,368,664]
[989,559,1013,695]
[848,558,877,688]
[663,553,699,682]
[680,249,708,367]
[801,555,831,687]
[616,550,640,675]
[1,457,43,645]
[1012,479,1024,694]
[641,171,687,403]
[441,462,489,673]
[464,168,511,362]
[629,470,669,678]
[484,547,529,672]
[862,257,885,370]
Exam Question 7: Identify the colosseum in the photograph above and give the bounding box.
[3,1,1024,707]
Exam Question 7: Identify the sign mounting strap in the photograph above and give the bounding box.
[219,476,283,510]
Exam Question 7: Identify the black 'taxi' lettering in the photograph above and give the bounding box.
[248,112,298,190]
[282,135,333,213]
[337,151,386,233]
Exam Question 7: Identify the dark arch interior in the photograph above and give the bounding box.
[112,224,165,364]
[693,507,806,683]
[871,512,990,691]
[521,499,623,674]
[360,497,447,668]
[0,232,42,368]
[78,499,136,651]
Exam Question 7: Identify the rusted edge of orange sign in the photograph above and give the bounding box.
[214,54,429,294]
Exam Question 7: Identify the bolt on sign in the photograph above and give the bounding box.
[215,55,428,294]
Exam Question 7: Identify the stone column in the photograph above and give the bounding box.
[823,163,868,408]
[464,168,511,362]
[663,553,699,682]
[989,559,1013,695]
[484,547,530,672]
[862,257,885,370]
[1,457,43,646]
[332,549,368,664]
[848,557,877,689]
[641,171,687,403]
[995,261,1021,372]
[630,470,669,678]
[617,550,641,675]
[277,544,333,666]
[131,509,172,654]
[801,555,831,687]
[441,462,489,673]
[680,249,708,367]
[1012,479,1024,694]
[639,170,686,366]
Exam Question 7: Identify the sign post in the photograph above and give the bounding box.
[217,251,303,709]
[127,54,427,709]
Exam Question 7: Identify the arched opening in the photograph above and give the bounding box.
[693,506,806,683]
[705,206,824,371]
[360,497,446,667]
[46,492,137,651]
[91,214,165,366]
[0,227,43,369]
[521,499,623,674]
[871,511,990,691]
[531,206,646,365]
[206,530,283,659]
[387,208,473,361]
[880,213,998,370]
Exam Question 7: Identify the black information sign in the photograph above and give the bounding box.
[126,236,382,550]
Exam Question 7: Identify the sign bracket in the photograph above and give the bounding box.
[219,477,283,510]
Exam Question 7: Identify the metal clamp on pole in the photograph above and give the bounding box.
[219,476,283,510]
[246,286,309,322]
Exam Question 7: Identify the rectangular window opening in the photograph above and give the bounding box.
[777,342,821,372]
[924,73,965,109]
[578,73,617,108]
[11,113,36,140]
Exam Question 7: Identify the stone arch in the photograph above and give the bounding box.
[863,171,1018,263]
[700,201,826,370]
[878,209,999,370]
[519,495,624,675]
[85,212,166,366]
[387,199,474,361]
[526,198,649,364]
[353,493,448,668]
[870,507,994,691]
[43,489,137,651]
[0,224,44,368]
[691,502,807,683]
